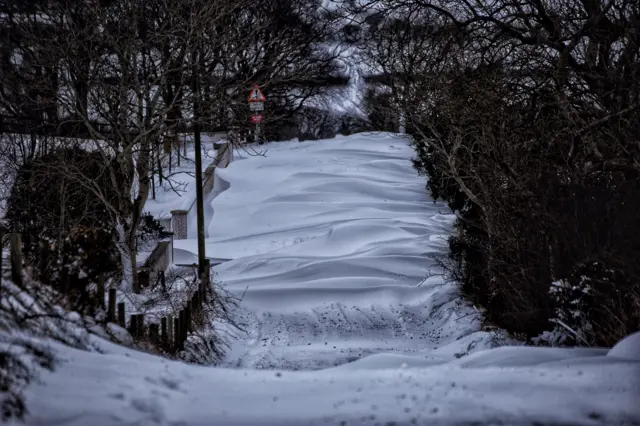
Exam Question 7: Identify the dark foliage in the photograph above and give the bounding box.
[362,88,399,133]
[362,0,640,344]
[138,212,172,250]
[4,147,171,313]
[4,147,121,310]
[266,106,371,141]
[0,337,55,421]
[552,259,640,346]
[411,70,640,343]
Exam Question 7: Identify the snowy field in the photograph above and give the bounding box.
[8,133,640,425]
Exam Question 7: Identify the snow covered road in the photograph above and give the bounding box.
[177,133,495,369]
[10,133,640,426]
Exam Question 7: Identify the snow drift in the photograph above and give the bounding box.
[6,133,640,425]
[174,133,497,369]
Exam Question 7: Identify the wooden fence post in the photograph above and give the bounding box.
[108,288,117,322]
[137,314,145,339]
[38,240,49,283]
[184,133,187,157]
[10,233,22,286]
[130,314,138,338]
[160,271,166,291]
[202,258,211,296]
[149,324,159,344]
[179,309,186,346]
[186,300,192,333]
[97,276,105,310]
[167,314,173,348]
[161,317,168,347]
[117,302,126,328]
[174,316,180,350]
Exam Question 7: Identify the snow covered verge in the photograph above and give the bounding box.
[0,276,132,422]
[5,332,640,425]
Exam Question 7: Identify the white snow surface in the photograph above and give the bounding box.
[177,132,497,369]
[608,332,640,361]
[11,133,640,425]
[12,335,640,426]
[143,134,218,221]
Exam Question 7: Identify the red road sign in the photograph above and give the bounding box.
[248,84,267,103]
[251,114,264,123]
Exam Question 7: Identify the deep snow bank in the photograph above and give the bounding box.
[10,335,640,426]
[177,133,498,369]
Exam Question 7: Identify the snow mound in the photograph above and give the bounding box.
[608,332,640,361]
[11,335,640,426]
[174,133,496,369]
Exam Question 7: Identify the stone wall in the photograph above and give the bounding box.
[171,210,188,240]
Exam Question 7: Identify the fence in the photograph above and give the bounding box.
[1,232,210,354]
[103,268,210,352]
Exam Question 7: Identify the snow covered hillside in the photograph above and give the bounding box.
[8,133,640,425]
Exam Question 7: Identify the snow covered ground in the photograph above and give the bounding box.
[7,132,640,425]
[178,133,500,369]
[11,332,640,426]
[143,134,219,240]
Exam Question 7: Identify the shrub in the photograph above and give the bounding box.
[409,69,640,342]
[550,260,640,347]
[4,147,122,311]
[137,212,172,252]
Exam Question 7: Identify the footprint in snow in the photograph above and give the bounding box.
[159,376,182,391]
[130,396,166,424]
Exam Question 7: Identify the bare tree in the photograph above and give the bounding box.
[36,0,239,291]
[355,0,640,344]
[198,0,349,139]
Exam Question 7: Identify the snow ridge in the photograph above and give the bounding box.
[179,132,497,369]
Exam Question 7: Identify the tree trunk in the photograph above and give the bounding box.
[127,138,153,293]
[129,234,140,293]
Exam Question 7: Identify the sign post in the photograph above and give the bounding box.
[248,84,267,144]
